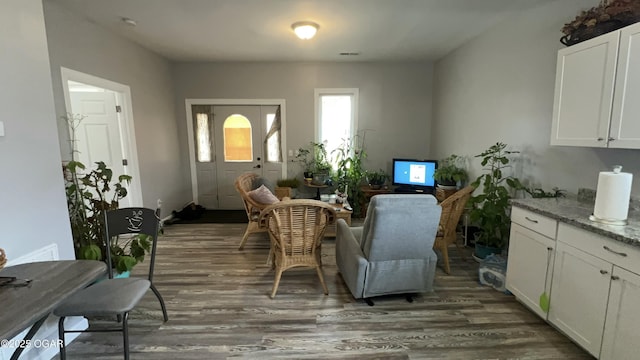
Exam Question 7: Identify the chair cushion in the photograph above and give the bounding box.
[252,177,275,193]
[54,278,150,317]
[248,185,280,205]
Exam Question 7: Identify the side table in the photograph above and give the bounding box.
[304,182,328,200]
[325,203,352,237]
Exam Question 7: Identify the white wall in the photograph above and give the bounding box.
[42,0,189,214]
[172,62,434,177]
[0,0,74,262]
[432,0,640,196]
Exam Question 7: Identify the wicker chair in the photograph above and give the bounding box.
[235,172,270,250]
[434,185,475,274]
[0,247,6,269]
[259,200,336,298]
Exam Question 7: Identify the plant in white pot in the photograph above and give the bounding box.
[468,143,523,259]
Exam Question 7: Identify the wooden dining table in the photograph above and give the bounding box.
[0,260,106,360]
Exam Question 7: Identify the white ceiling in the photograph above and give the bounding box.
[49,0,558,62]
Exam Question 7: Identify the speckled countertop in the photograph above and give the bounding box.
[510,196,640,247]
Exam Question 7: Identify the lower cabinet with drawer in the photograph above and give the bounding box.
[550,223,640,359]
[506,210,557,319]
[507,208,640,359]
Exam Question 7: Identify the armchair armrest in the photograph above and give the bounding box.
[335,219,368,299]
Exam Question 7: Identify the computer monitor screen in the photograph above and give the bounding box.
[392,158,437,188]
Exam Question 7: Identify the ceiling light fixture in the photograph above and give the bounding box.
[121,17,137,27]
[292,21,319,40]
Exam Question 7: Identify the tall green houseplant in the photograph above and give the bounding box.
[332,136,367,216]
[468,142,522,257]
[63,114,151,273]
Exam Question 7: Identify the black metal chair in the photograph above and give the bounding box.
[54,207,168,360]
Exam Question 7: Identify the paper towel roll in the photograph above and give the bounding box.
[593,167,633,222]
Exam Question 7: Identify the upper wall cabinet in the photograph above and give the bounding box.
[551,22,640,149]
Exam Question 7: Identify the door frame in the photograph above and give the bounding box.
[60,67,143,207]
[185,99,287,205]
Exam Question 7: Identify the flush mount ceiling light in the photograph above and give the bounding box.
[292,21,319,40]
[121,17,137,26]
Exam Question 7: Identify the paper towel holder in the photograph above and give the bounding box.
[589,164,629,226]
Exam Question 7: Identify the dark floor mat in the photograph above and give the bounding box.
[166,210,248,224]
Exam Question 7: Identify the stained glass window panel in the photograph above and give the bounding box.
[223,114,253,162]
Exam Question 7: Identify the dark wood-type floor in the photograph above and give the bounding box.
[61,222,592,359]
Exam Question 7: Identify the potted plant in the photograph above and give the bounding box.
[309,142,332,185]
[366,169,389,190]
[561,0,640,46]
[296,146,314,181]
[332,135,368,216]
[468,142,523,259]
[275,178,300,199]
[63,114,153,275]
[433,154,468,188]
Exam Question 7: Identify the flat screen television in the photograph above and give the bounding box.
[392,158,438,193]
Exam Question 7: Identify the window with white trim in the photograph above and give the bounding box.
[315,88,359,165]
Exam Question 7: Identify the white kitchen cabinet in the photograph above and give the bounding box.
[506,223,555,319]
[506,207,558,320]
[551,223,640,359]
[600,266,640,360]
[548,241,611,357]
[551,22,640,149]
[609,23,640,149]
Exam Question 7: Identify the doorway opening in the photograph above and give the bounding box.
[60,67,143,208]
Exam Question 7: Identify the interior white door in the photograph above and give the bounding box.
[214,106,263,209]
[69,90,132,208]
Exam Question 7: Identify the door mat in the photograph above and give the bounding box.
[166,210,248,224]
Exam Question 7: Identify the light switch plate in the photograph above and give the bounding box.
[0,121,4,136]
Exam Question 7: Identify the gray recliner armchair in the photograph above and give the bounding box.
[335,194,441,303]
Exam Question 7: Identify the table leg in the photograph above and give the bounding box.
[10,315,48,360]
[315,188,321,200]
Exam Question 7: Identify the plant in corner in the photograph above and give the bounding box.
[468,142,523,259]
[332,135,368,216]
[62,114,152,274]
[433,154,468,187]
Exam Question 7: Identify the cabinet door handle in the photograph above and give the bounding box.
[611,275,620,281]
[597,137,605,141]
[608,137,616,142]
[524,216,539,224]
[603,246,627,257]
[600,269,609,275]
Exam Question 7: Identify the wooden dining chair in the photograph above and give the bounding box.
[434,186,475,274]
[259,199,336,298]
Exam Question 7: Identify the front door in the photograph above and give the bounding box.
[192,104,282,209]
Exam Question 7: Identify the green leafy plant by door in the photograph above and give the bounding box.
[63,114,152,273]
